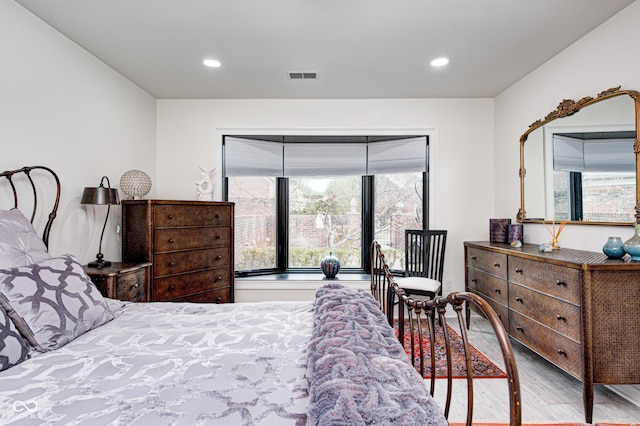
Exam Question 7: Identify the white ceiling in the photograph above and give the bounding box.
[15,0,635,99]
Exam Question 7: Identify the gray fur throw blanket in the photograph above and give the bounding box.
[306,283,446,425]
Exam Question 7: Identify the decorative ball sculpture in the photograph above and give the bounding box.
[320,252,341,278]
[120,170,152,200]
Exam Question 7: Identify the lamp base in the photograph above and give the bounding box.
[88,260,112,268]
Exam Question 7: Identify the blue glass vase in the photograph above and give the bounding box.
[603,236,624,259]
[623,225,640,262]
[320,252,341,278]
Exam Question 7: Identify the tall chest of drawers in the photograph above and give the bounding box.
[464,241,640,423]
[122,200,234,303]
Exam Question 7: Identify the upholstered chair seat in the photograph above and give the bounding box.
[398,229,447,300]
[395,276,442,295]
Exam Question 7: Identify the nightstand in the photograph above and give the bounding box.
[83,262,152,302]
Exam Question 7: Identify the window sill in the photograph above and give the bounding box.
[236,273,370,290]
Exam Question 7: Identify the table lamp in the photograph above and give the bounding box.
[81,176,120,267]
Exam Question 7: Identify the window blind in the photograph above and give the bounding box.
[367,137,427,174]
[553,135,634,173]
[283,143,367,176]
[224,135,428,177]
[224,137,283,176]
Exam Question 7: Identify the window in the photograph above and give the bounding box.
[374,172,424,270]
[289,176,362,268]
[553,170,635,222]
[224,135,428,275]
[227,176,277,271]
[552,132,635,222]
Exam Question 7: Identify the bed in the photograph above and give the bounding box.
[0,166,518,425]
[370,240,521,425]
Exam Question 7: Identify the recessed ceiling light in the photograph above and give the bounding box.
[430,57,449,67]
[203,59,221,68]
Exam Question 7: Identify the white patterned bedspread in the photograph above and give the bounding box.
[0,300,313,426]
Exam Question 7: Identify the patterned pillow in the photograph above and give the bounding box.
[0,254,114,352]
[0,209,51,269]
[0,304,30,371]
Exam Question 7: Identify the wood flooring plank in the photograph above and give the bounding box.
[438,312,640,423]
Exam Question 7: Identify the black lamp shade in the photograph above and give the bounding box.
[81,186,120,205]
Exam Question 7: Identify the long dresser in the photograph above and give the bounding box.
[122,200,234,303]
[464,241,640,423]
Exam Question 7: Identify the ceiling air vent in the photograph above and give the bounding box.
[288,72,318,80]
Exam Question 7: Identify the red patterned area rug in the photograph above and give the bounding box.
[394,320,506,379]
[449,423,637,426]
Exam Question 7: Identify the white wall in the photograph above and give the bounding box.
[494,2,640,405]
[1,1,157,264]
[13,0,638,290]
[156,98,495,293]
[494,1,640,251]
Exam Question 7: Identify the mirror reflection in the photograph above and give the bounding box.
[519,88,639,225]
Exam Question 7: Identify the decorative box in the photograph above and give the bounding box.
[490,218,511,243]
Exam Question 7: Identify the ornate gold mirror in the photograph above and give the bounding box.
[518,86,640,226]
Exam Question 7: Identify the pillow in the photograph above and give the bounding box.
[0,208,51,269]
[0,254,114,352]
[0,304,30,371]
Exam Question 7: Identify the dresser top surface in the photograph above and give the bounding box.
[122,199,234,206]
[464,241,639,268]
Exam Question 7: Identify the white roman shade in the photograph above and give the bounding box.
[224,137,283,176]
[553,135,634,173]
[224,135,428,177]
[367,137,427,174]
[283,143,367,176]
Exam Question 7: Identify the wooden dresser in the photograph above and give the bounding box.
[122,200,234,303]
[464,241,640,423]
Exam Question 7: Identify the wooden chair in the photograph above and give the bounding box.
[370,240,522,426]
[396,229,447,299]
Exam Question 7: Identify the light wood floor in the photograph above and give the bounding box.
[430,312,640,424]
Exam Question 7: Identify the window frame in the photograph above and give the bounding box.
[223,134,430,277]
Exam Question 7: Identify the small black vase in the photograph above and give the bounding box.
[320,252,341,278]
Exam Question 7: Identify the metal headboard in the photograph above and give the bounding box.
[0,166,61,248]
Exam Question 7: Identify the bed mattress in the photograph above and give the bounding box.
[1,300,313,425]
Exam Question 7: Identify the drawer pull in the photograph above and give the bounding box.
[215,214,221,219]
[557,349,567,357]
[168,285,176,292]
[494,263,500,268]
[215,235,222,240]
[514,268,523,274]
[471,278,477,283]
[130,284,139,290]
[515,326,524,333]
[167,214,174,220]
[494,288,501,294]
[216,255,223,260]
[471,256,477,261]
[169,262,176,267]
[215,275,223,281]
[215,296,222,303]
[515,297,523,303]
[168,238,175,243]
[556,315,566,322]
[556,280,567,287]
